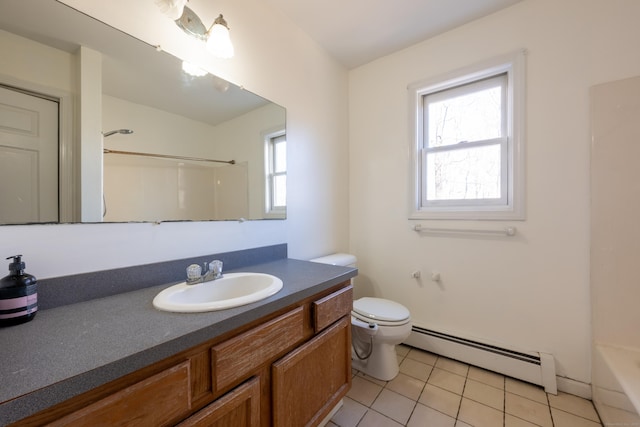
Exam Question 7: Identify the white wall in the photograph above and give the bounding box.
[0,29,75,92]
[0,0,349,278]
[213,103,286,219]
[348,0,640,387]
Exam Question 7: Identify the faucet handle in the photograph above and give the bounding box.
[186,264,202,282]
[210,260,223,277]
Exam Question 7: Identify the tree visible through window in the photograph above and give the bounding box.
[409,51,525,220]
[425,74,506,204]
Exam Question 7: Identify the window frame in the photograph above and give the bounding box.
[408,50,526,220]
[264,129,286,217]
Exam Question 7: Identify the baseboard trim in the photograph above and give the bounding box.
[557,376,592,399]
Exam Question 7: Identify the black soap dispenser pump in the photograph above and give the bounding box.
[0,255,38,327]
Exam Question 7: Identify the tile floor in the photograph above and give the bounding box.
[328,345,603,427]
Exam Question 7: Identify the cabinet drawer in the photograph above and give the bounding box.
[312,285,353,332]
[49,361,191,427]
[212,306,304,392]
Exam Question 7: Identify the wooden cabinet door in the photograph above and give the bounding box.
[176,377,260,427]
[272,316,351,427]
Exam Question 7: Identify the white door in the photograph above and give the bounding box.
[0,86,59,224]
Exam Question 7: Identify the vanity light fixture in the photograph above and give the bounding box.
[155,0,235,59]
[155,0,187,20]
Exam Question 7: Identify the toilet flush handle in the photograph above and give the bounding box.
[352,317,379,336]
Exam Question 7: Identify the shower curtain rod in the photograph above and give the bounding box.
[103,148,235,165]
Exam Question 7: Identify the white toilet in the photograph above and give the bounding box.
[310,253,412,381]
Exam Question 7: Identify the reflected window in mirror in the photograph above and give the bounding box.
[265,131,286,218]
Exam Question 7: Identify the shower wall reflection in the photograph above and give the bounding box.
[103,157,249,222]
[102,95,284,222]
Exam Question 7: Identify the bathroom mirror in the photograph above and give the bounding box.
[0,0,286,225]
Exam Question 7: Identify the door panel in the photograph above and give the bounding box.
[0,86,59,223]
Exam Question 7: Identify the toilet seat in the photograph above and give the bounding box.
[352,297,410,327]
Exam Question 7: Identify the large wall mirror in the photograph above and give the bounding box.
[0,0,286,225]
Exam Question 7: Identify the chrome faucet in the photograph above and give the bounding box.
[186,260,223,285]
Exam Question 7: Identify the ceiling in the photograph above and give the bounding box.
[0,0,525,122]
[263,0,524,69]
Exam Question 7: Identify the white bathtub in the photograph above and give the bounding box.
[593,344,640,426]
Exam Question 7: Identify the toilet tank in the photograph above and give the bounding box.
[309,253,357,268]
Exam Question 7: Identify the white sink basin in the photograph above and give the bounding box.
[153,272,283,313]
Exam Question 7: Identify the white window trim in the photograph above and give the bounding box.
[408,49,526,221]
[263,128,286,218]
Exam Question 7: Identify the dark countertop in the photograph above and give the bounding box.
[0,258,356,425]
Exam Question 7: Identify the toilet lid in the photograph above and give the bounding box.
[352,297,410,323]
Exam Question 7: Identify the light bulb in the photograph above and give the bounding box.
[181,61,208,77]
[206,15,234,59]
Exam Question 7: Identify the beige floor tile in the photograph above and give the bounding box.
[548,392,600,422]
[406,348,438,366]
[468,366,505,390]
[358,409,404,427]
[505,414,540,426]
[457,397,504,427]
[326,422,339,427]
[463,378,504,411]
[435,357,470,377]
[407,403,456,427]
[505,392,553,427]
[347,376,383,406]
[396,344,411,357]
[386,373,425,401]
[371,389,416,425]
[399,358,433,382]
[428,368,466,395]
[331,397,367,427]
[505,378,548,404]
[551,408,603,427]
[347,354,604,427]
[419,383,462,418]
[358,371,388,387]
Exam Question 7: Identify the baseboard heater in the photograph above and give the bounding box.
[405,326,557,394]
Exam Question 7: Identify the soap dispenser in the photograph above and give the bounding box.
[0,255,38,327]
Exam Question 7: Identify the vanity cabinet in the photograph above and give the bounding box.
[48,361,192,427]
[11,282,352,427]
[177,377,261,427]
[211,306,305,393]
[272,317,351,427]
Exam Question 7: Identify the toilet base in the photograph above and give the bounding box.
[352,343,400,381]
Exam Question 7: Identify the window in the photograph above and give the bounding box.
[265,131,286,216]
[409,50,525,220]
